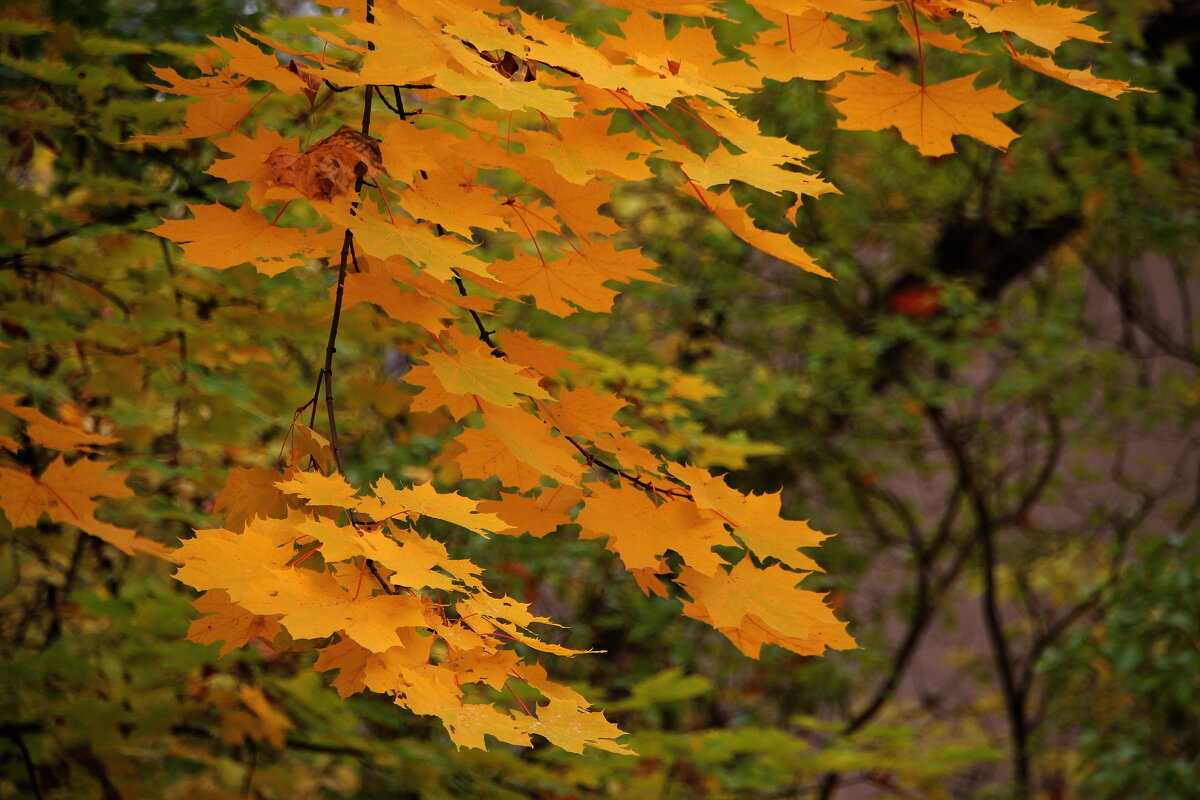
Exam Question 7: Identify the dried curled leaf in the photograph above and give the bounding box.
[267,125,387,201]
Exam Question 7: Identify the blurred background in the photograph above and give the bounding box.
[1,0,1197,798]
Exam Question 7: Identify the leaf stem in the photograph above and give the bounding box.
[904,0,927,89]
[505,681,535,717]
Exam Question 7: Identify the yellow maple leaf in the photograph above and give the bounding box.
[896,9,982,54]
[534,696,633,754]
[498,330,575,378]
[439,703,536,751]
[183,532,433,654]
[751,0,890,22]
[313,636,371,698]
[298,516,481,591]
[457,591,549,630]
[592,431,666,475]
[208,126,299,206]
[446,647,520,690]
[398,168,512,236]
[339,5,441,86]
[275,471,360,509]
[362,477,508,537]
[672,464,827,571]
[408,346,551,417]
[742,31,874,82]
[375,118,484,182]
[516,115,655,185]
[146,61,245,97]
[677,561,856,657]
[705,188,829,277]
[393,663,466,718]
[785,8,852,49]
[211,33,310,96]
[521,161,622,237]
[277,583,429,652]
[330,206,477,280]
[174,523,295,597]
[342,269,451,333]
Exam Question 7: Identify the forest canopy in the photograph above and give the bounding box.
[1,0,1197,798]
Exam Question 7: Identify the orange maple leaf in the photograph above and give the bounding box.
[488,240,660,316]
[830,71,1021,156]
[960,0,1105,52]
[1014,52,1150,98]
[152,203,342,275]
[478,486,583,537]
[128,91,256,143]
[577,482,735,576]
[0,393,117,451]
[0,457,163,557]
[677,561,856,657]
[189,589,284,657]
[454,424,555,491]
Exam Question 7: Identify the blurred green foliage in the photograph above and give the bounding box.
[1,0,1197,798]
[1040,531,1200,799]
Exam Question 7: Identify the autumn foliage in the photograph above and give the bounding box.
[2,0,1130,759]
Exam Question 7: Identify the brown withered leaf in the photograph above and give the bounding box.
[266,125,387,201]
[287,60,324,105]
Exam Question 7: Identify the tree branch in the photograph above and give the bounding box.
[929,405,1030,798]
[3,727,44,800]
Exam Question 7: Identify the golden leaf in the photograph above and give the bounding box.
[830,70,1020,156]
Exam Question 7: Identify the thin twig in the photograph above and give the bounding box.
[448,269,692,500]
[1,259,132,316]
[159,238,189,460]
[929,405,1031,798]
[240,738,258,798]
[299,14,395,596]
[322,232,354,478]
[561,434,691,499]
[6,728,45,800]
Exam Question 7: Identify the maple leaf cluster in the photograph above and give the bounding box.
[113,0,1128,754]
